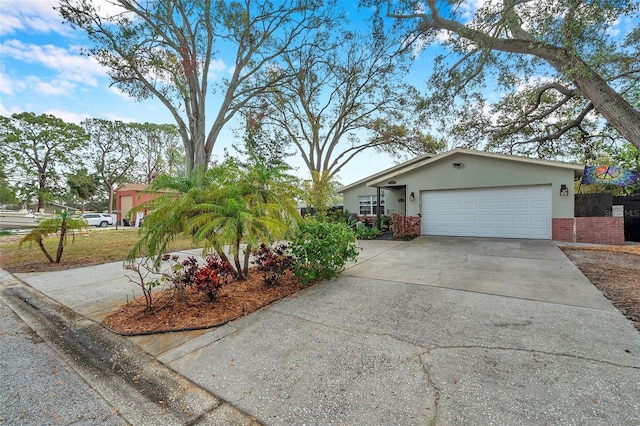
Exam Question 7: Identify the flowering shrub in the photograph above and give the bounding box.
[389,214,420,240]
[252,243,293,286]
[177,254,235,302]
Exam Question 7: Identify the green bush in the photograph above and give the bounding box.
[289,217,360,284]
[355,223,381,240]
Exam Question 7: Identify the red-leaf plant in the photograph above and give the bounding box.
[178,254,235,302]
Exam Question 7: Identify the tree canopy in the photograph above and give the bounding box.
[82,118,139,213]
[375,0,640,159]
[0,112,88,210]
[59,0,333,173]
[244,6,442,183]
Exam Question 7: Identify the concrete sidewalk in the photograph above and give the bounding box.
[4,237,640,425]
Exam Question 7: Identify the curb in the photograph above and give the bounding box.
[0,269,259,426]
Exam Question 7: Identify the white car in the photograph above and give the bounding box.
[78,213,114,228]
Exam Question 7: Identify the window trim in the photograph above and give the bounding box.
[357,194,385,216]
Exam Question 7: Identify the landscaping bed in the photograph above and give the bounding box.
[103,269,305,335]
[561,245,640,331]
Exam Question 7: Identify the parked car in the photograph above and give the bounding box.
[78,213,114,228]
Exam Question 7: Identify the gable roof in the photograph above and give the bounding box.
[338,151,436,193]
[365,148,584,187]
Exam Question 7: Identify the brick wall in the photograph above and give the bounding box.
[552,217,624,245]
[552,218,575,242]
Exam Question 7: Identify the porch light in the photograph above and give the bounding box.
[560,184,569,196]
[409,192,415,201]
[452,162,464,169]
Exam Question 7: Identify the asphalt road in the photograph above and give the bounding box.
[0,299,127,425]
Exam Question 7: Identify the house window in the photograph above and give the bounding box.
[358,195,385,215]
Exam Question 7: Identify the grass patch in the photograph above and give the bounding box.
[0,228,200,273]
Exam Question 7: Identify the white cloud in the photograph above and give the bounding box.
[42,108,90,124]
[109,86,135,100]
[0,0,69,36]
[32,77,77,96]
[0,40,105,85]
[0,72,15,95]
[0,101,14,116]
[0,0,132,36]
[103,113,137,123]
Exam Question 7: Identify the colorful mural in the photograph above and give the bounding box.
[581,165,639,187]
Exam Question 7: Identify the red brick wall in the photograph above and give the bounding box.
[552,218,575,242]
[576,217,625,245]
[552,217,624,245]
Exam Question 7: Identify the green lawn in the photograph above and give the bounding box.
[0,228,200,273]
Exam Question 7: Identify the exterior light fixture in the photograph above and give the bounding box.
[560,184,569,196]
[409,192,415,201]
[452,162,464,169]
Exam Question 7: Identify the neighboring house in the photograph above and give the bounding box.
[340,148,624,244]
[114,183,157,225]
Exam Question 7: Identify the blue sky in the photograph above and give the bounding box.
[1,0,441,185]
[2,1,638,184]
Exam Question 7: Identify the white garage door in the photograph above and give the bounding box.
[421,185,551,239]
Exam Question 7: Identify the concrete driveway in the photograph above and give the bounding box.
[152,237,640,425]
[12,237,640,425]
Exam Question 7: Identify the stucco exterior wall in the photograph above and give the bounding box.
[342,183,409,215]
[115,189,157,224]
[341,184,376,215]
[378,153,576,218]
[341,185,407,217]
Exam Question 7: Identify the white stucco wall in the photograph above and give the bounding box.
[342,152,578,218]
[389,153,576,217]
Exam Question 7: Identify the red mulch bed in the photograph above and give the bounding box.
[103,270,305,334]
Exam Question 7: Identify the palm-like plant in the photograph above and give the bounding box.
[127,159,301,279]
[19,210,87,263]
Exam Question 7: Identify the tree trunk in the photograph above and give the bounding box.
[107,185,114,214]
[233,239,245,280]
[243,245,251,278]
[569,62,640,149]
[37,236,55,263]
[38,173,46,211]
[55,220,67,263]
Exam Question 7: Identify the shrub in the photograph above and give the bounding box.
[374,215,389,231]
[355,223,381,240]
[331,208,358,229]
[252,243,293,286]
[176,254,235,302]
[289,218,360,284]
[124,253,181,311]
[389,213,420,240]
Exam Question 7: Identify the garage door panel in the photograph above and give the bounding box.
[478,214,495,222]
[421,185,551,239]
[532,200,549,209]
[532,214,549,223]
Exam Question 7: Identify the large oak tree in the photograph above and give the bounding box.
[59,0,332,173]
[245,8,441,181]
[377,0,640,158]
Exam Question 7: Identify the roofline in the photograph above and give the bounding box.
[367,148,584,187]
[338,151,437,193]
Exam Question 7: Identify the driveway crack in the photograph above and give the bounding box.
[267,308,640,370]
